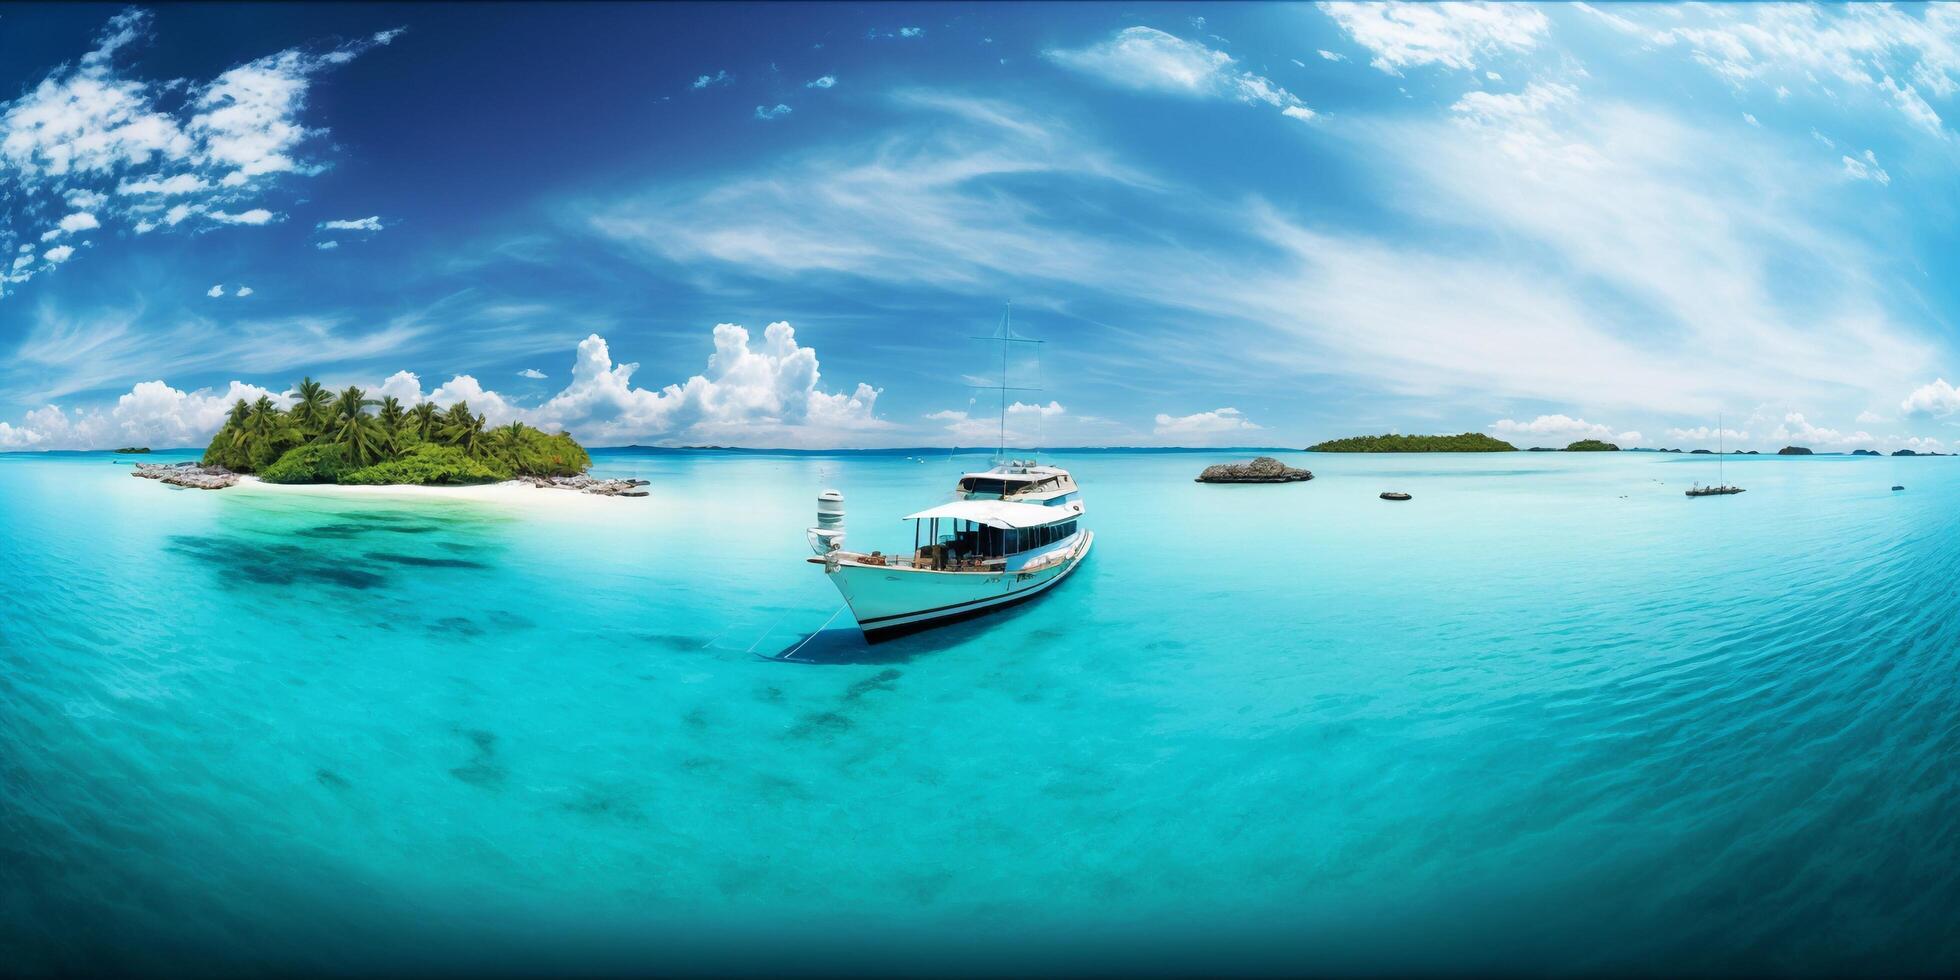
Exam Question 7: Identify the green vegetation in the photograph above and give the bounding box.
[202,376,590,485]
[1564,439,1619,452]
[1306,432,1518,453]
[339,444,507,485]
[113,447,150,454]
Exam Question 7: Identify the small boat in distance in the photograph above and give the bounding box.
[805,310,1092,641]
[1687,413,1744,498]
[1380,491,1412,501]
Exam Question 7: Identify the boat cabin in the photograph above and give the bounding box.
[955,461,1079,507]
[900,498,1085,573]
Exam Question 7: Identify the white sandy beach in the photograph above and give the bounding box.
[232,476,644,513]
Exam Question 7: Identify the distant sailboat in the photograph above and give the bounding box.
[1687,414,1745,497]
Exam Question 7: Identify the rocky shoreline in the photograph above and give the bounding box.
[132,462,240,489]
[514,475,651,497]
[1196,456,1314,484]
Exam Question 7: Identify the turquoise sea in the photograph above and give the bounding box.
[5,447,1959,973]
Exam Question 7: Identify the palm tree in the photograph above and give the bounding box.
[377,396,407,435]
[290,377,333,437]
[494,421,527,455]
[224,398,252,449]
[444,410,490,458]
[408,402,440,442]
[440,401,474,443]
[326,386,384,465]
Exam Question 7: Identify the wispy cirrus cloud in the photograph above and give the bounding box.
[1045,26,1315,122]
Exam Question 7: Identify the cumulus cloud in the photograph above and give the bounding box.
[691,70,731,90]
[235,285,253,297]
[900,27,924,39]
[319,215,383,231]
[1153,407,1261,440]
[0,322,887,450]
[41,245,74,263]
[1901,378,1960,417]
[806,75,837,89]
[208,208,275,225]
[928,401,1070,445]
[1046,27,1315,122]
[1318,1,1549,74]
[0,9,396,294]
[0,380,287,450]
[315,240,339,250]
[207,283,225,297]
[517,368,547,379]
[1772,411,1874,449]
[1488,413,1616,443]
[1666,426,1751,444]
[754,103,792,120]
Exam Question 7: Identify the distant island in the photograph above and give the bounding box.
[1563,439,1618,452]
[1307,432,1516,453]
[113,447,150,454]
[1778,446,1814,455]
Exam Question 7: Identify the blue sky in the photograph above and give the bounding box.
[3,2,1960,451]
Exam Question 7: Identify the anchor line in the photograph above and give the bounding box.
[762,603,849,662]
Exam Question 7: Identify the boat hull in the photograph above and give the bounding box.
[820,532,1093,641]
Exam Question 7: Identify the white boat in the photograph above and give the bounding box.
[804,311,1090,640]
[806,462,1092,640]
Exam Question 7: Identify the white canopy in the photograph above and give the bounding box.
[902,499,1073,529]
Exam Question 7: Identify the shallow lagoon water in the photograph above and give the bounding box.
[5,447,1960,972]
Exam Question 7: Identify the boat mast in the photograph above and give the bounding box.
[1719,412,1724,488]
[970,305,1043,466]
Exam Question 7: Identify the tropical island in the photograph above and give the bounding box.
[1306,432,1517,453]
[113,446,151,454]
[1563,439,1619,452]
[133,378,645,496]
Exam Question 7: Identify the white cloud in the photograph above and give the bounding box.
[1902,378,1960,417]
[518,368,547,379]
[1856,410,1887,423]
[208,208,275,225]
[1488,413,1616,443]
[1666,426,1750,444]
[0,9,393,294]
[1743,112,1760,126]
[1617,431,1645,445]
[754,104,792,120]
[1046,27,1315,122]
[1578,3,1960,137]
[691,70,731,90]
[235,286,253,297]
[1841,149,1891,185]
[319,215,383,231]
[58,212,101,237]
[1153,407,1261,440]
[1317,49,1348,62]
[117,173,208,195]
[1772,411,1874,449]
[1,323,887,451]
[900,27,924,39]
[41,245,74,263]
[806,75,837,89]
[1318,1,1549,74]
[207,283,225,297]
[315,240,339,250]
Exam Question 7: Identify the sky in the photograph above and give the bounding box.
[3,2,1960,452]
